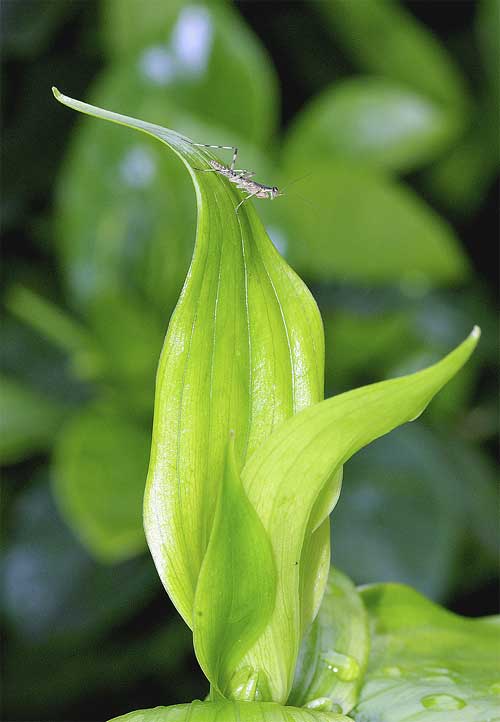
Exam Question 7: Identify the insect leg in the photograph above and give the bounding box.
[192,143,238,170]
[235,190,259,213]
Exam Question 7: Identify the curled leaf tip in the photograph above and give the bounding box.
[471,325,481,340]
[52,86,62,100]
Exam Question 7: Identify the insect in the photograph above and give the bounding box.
[192,143,283,212]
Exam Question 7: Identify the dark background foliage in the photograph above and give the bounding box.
[1,1,498,721]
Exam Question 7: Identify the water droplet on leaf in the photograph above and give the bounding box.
[321,650,360,681]
[421,693,466,710]
[381,666,402,678]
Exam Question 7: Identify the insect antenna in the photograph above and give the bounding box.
[279,171,313,194]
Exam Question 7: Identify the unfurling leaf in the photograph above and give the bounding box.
[52,89,324,650]
[193,435,276,699]
[232,328,479,702]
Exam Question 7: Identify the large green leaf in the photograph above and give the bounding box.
[314,0,468,112]
[232,329,479,702]
[289,568,369,714]
[52,89,324,634]
[284,79,461,174]
[354,583,500,721]
[193,436,276,699]
[52,404,150,562]
[276,162,469,286]
[109,701,353,722]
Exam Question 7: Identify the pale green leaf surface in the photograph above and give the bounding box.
[193,436,276,698]
[314,0,468,111]
[290,569,369,715]
[233,329,479,702]
[52,90,324,627]
[0,374,66,464]
[109,701,353,722]
[53,405,149,562]
[354,583,500,721]
[284,79,461,174]
[100,0,278,145]
[277,162,469,286]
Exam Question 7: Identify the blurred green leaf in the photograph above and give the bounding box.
[315,0,468,112]
[277,162,469,286]
[2,479,156,643]
[354,583,500,720]
[235,330,478,702]
[52,404,149,562]
[323,309,417,392]
[284,79,462,174]
[55,75,195,314]
[109,702,353,722]
[289,568,369,715]
[193,437,276,699]
[331,424,466,600]
[87,291,165,416]
[423,107,499,216]
[100,0,278,145]
[0,374,67,464]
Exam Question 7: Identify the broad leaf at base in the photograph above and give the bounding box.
[353,583,500,721]
[108,701,353,721]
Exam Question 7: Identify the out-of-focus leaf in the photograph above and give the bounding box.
[101,1,278,145]
[284,79,462,174]
[52,92,324,670]
[289,569,369,715]
[193,437,276,699]
[2,479,156,643]
[0,375,67,464]
[423,108,499,216]
[234,330,478,702]
[443,438,499,562]
[52,404,150,562]
[55,74,195,314]
[0,317,89,404]
[277,162,469,286]
[314,0,468,112]
[109,702,353,722]
[331,424,465,600]
[323,309,417,392]
[87,291,165,415]
[354,583,500,720]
